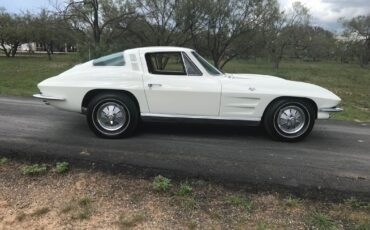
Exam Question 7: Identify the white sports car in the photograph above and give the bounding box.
[34,46,342,141]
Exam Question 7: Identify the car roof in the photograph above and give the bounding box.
[124,46,194,53]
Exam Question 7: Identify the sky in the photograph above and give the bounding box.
[1,0,370,32]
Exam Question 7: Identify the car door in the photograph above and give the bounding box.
[141,51,221,116]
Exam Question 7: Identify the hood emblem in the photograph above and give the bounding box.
[249,87,256,91]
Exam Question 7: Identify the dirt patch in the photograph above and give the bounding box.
[0,159,369,229]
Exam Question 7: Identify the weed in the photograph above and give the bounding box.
[16,212,26,222]
[73,208,91,220]
[345,197,370,210]
[225,195,252,211]
[181,198,197,211]
[285,195,301,207]
[354,221,370,230]
[187,220,198,229]
[153,175,171,192]
[177,182,192,196]
[60,203,73,214]
[68,197,93,220]
[307,212,337,230]
[31,207,50,217]
[53,161,69,173]
[256,220,273,230]
[117,213,145,228]
[0,157,8,164]
[78,197,91,207]
[20,164,47,175]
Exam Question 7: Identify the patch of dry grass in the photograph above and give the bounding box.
[0,159,369,229]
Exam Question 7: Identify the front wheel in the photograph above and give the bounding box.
[86,93,139,138]
[263,99,315,142]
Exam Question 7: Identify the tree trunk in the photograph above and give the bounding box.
[0,42,11,57]
[10,42,19,57]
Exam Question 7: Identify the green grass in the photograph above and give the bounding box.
[225,194,252,211]
[0,54,79,96]
[224,59,370,121]
[0,54,368,121]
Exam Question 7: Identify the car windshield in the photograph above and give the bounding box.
[93,52,125,66]
[191,51,222,76]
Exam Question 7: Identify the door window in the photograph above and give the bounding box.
[145,52,186,75]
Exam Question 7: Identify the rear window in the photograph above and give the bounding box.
[93,52,125,66]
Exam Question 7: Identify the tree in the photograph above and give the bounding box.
[304,26,336,61]
[60,0,136,57]
[341,15,370,66]
[0,11,30,57]
[267,2,310,68]
[30,10,74,60]
[195,0,279,69]
[132,0,204,46]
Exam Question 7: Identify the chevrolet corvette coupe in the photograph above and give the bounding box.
[34,46,342,141]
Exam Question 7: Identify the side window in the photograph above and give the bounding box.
[145,52,186,75]
[182,52,202,76]
[93,52,125,66]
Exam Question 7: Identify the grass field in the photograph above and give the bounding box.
[0,54,369,121]
[0,55,79,96]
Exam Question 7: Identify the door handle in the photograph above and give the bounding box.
[148,83,162,88]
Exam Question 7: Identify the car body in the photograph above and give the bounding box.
[34,46,342,141]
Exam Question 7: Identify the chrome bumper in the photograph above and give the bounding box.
[319,107,343,112]
[33,93,65,101]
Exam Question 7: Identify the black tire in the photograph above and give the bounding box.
[86,93,139,138]
[263,99,315,142]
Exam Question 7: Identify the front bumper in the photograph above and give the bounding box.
[33,93,65,101]
[319,107,343,112]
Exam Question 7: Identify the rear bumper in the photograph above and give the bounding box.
[33,93,65,101]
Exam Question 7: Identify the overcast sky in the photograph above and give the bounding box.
[278,0,370,32]
[1,0,370,32]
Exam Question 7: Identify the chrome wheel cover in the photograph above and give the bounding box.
[96,102,127,131]
[276,105,306,134]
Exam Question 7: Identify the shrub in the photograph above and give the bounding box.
[177,182,192,196]
[0,157,8,164]
[54,162,69,173]
[21,164,47,175]
[152,175,171,192]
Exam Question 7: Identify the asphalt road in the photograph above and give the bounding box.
[0,96,369,193]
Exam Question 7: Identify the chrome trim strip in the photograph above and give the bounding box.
[140,113,260,121]
[319,107,343,112]
[33,94,65,101]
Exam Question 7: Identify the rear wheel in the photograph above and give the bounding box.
[86,93,139,138]
[263,99,315,142]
